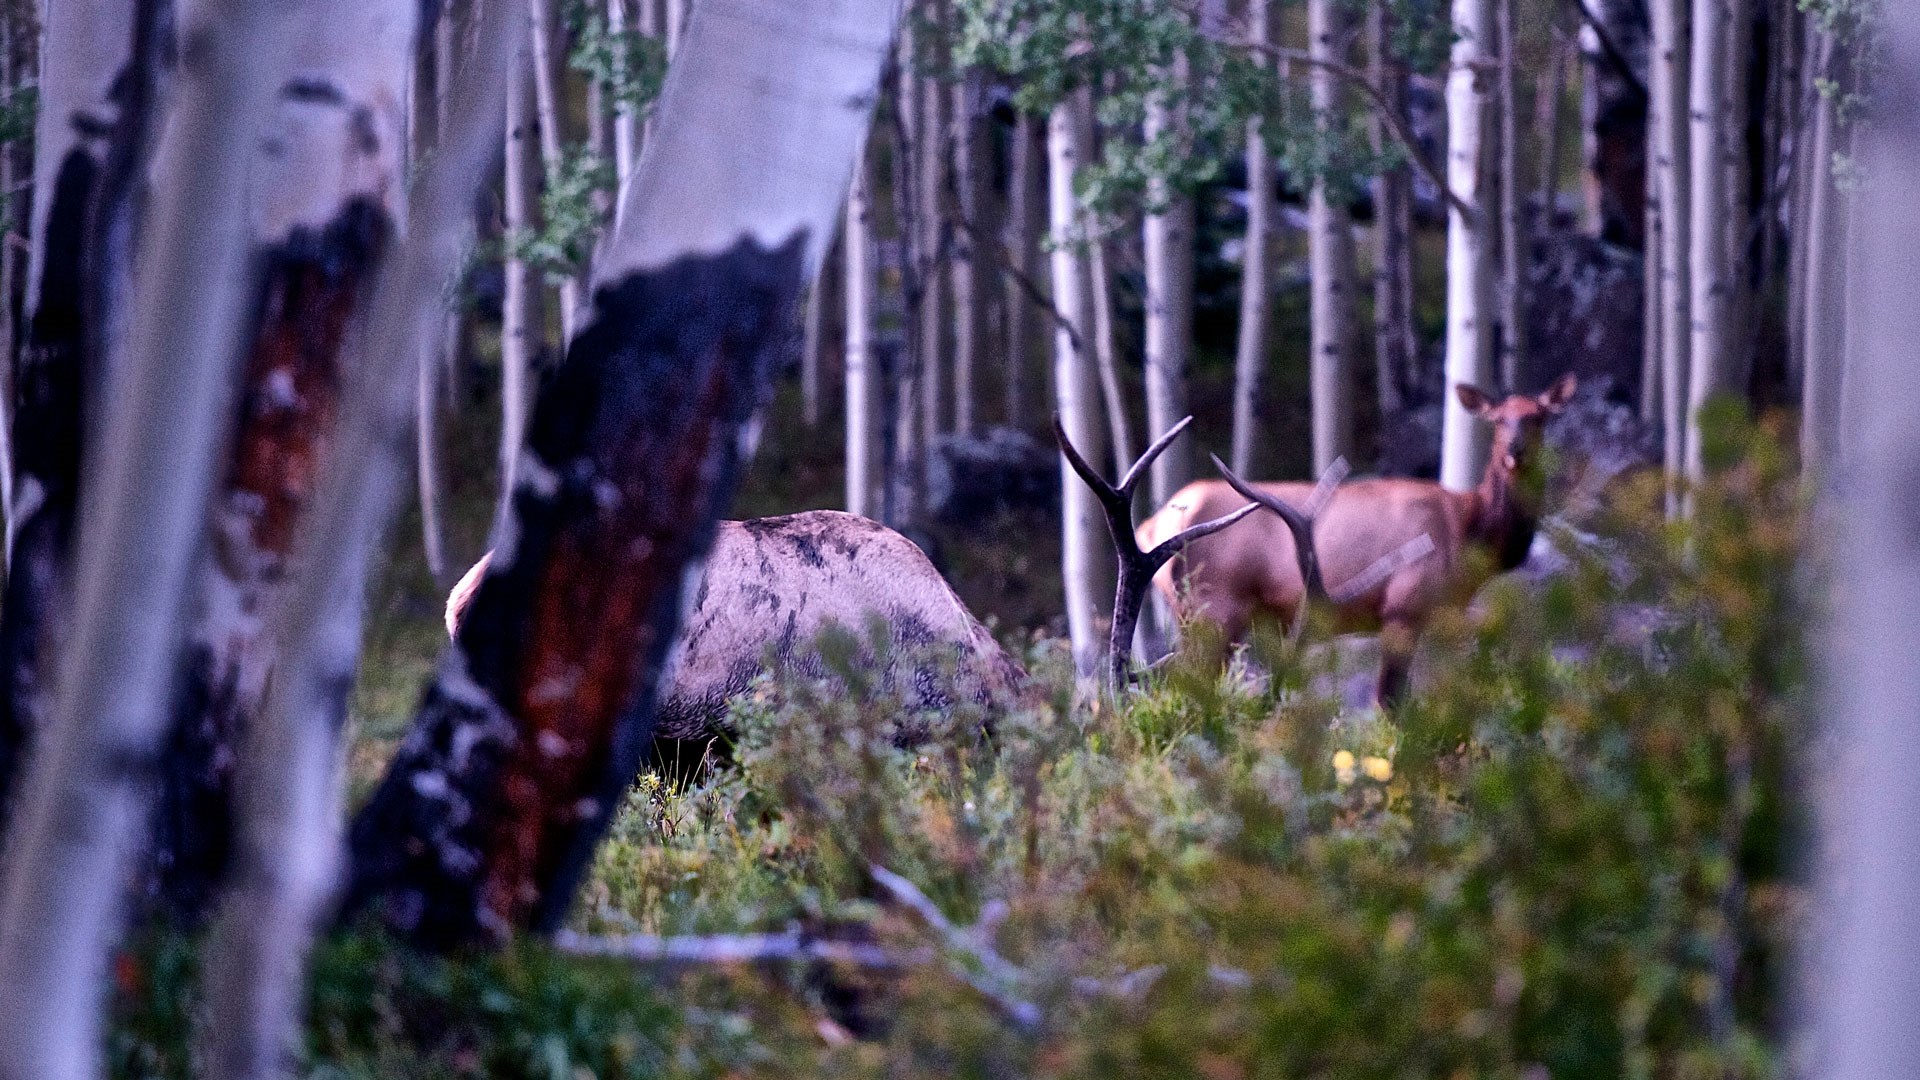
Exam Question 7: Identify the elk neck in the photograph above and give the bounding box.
[1463,454,1538,572]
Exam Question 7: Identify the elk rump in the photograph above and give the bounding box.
[447,510,1026,747]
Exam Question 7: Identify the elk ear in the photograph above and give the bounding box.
[1455,383,1496,417]
[1538,372,1578,413]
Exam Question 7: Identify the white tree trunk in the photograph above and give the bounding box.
[1439,0,1498,490]
[1308,0,1355,476]
[610,0,638,188]
[528,0,583,343]
[1812,4,1920,1070]
[1683,0,1738,487]
[198,0,515,1073]
[844,160,876,517]
[1651,0,1691,508]
[0,0,296,1074]
[1143,88,1193,505]
[951,70,992,437]
[1369,3,1415,423]
[1497,0,1526,391]
[1004,111,1043,429]
[1088,236,1134,477]
[916,69,947,455]
[1799,28,1843,477]
[1232,0,1274,477]
[1048,93,1107,677]
[500,60,537,518]
[801,235,832,428]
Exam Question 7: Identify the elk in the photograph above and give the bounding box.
[1137,374,1577,705]
[446,510,1026,753]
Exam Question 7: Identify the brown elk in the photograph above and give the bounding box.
[1136,374,1577,705]
[446,510,1026,753]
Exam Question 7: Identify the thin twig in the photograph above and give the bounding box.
[1241,41,1478,224]
[554,928,916,969]
[1571,0,1651,102]
[869,865,1043,1030]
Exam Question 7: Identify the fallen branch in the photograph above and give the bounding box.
[869,864,1043,1030]
[553,928,915,970]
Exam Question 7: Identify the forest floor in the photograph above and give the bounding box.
[108,369,1808,1077]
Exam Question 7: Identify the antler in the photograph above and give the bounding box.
[1210,454,1439,638]
[1054,414,1259,689]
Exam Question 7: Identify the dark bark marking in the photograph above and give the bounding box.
[346,236,806,946]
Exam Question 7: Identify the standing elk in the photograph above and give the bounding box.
[1137,374,1577,705]
[446,510,1027,758]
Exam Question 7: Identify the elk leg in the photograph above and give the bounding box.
[1375,618,1420,708]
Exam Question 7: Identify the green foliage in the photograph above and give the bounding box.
[505,146,616,286]
[115,418,1808,1077]
[566,0,669,114]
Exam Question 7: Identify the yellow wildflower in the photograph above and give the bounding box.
[1332,749,1357,785]
[1362,756,1394,783]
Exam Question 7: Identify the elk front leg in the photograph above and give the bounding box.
[1375,617,1420,709]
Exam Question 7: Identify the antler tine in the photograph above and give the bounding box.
[1051,413,1131,514]
[1117,415,1195,496]
[1144,500,1260,568]
[1327,532,1437,606]
[1210,454,1327,600]
[1302,456,1350,520]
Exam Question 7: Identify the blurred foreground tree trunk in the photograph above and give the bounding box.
[346,0,900,945]
[0,0,299,1069]
[198,1,517,1070]
[151,0,420,918]
[1814,2,1920,1071]
[0,0,137,817]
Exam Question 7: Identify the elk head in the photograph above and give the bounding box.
[1455,372,1578,501]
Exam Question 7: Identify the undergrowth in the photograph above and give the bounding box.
[114,413,1808,1078]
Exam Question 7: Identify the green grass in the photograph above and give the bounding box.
[120,407,1810,1080]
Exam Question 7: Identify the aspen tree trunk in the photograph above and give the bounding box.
[152,0,422,917]
[1088,236,1134,477]
[1048,91,1108,678]
[417,2,451,588]
[1143,72,1193,504]
[1232,0,1274,477]
[610,0,637,188]
[1684,0,1740,486]
[801,235,833,429]
[845,161,877,516]
[1643,150,1664,425]
[1439,0,1498,490]
[528,0,583,343]
[436,0,470,405]
[951,70,992,437]
[1497,0,1526,391]
[1004,111,1043,430]
[500,61,538,515]
[1812,5,1920,1069]
[0,7,16,567]
[0,0,137,820]
[1651,0,1691,505]
[1578,0,1649,245]
[0,0,298,1070]
[889,53,922,525]
[1799,27,1844,475]
[915,0,948,454]
[1308,0,1355,476]
[1368,6,1415,426]
[200,4,515,1074]
[665,0,685,57]
[347,0,900,946]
